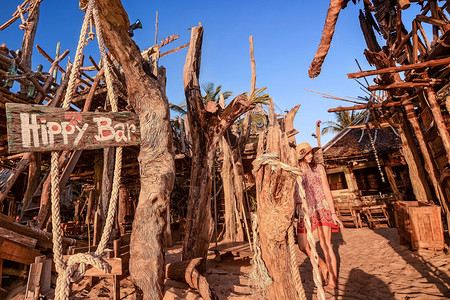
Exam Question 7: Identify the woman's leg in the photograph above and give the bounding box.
[317,226,338,288]
[297,232,328,282]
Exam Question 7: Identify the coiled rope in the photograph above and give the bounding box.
[252,153,325,300]
[51,1,122,299]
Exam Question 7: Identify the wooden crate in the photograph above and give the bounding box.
[393,201,444,250]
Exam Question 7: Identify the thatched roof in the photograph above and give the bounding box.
[323,126,401,160]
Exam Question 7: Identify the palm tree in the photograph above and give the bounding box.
[169,83,233,116]
[169,102,187,115]
[201,82,233,103]
[321,110,365,135]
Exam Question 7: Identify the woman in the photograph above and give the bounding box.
[295,142,343,291]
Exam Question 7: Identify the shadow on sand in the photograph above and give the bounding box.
[373,227,450,297]
[298,229,345,300]
[341,268,395,299]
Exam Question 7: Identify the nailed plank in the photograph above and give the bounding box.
[6,103,141,153]
[0,237,41,265]
[0,226,38,248]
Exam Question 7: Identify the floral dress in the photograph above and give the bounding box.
[296,164,339,233]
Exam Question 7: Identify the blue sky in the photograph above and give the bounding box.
[0,1,407,146]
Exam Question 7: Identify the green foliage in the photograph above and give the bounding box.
[201,82,233,103]
[244,87,270,105]
[169,102,187,115]
[321,110,365,135]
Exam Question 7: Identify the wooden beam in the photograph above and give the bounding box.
[0,227,37,248]
[367,81,439,91]
[347,57,450,79]
[328,101,401,112]
[0,237,41,265]
[416,14,447,27]
[159,42,189,58]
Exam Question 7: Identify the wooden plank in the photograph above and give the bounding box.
[25,260,43,299]
[62,256,122,276]
[6,103,141,153]
[40,257,52,294]
[0,213,79,251]
[0,226,38,248]
[0,237,41,265]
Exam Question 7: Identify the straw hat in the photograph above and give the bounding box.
[296,142,319,160]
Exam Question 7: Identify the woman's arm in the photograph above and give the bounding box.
[318,164,343,228]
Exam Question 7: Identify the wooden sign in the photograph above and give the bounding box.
[6,103,140,153]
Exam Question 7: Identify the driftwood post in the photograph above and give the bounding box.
[182,25,256,263]
[253,102,302,299]
[221,137,244,242]
[308,0,345,78]
[96,1,175,299]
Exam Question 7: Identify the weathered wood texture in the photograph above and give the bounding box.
[221,137,244,242]
[19,0,41,95]
[0,226,37,248]
[0,213,79,251]
[166,258,217,300]
[96,1,175,299]
[6,103,140,153]
[254,102,301,299]
[308,0,345,78]
[0,237,41,265]
[347,56,450,79]
[182,25,255,264]
[0,153,31,202]
[394,201,444,250]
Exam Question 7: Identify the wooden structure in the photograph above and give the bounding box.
[322,117,410,229]
[310,0,450,237]
[394,201,444,250]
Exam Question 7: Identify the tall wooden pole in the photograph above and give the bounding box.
[181,25,255,265]
[403,100,450,234]
[97,1,175,298]
[397,119,433,202]
[20,0,41,95]
[423,80,450,165]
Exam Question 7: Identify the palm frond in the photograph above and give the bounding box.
[245,87,270,104]
[169,102,187,115]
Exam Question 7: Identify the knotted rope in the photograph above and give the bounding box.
[51,1,122,299]
[252,153,325,300]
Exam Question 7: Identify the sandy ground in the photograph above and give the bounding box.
[66,227,449,299]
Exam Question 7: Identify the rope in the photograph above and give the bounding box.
[50,1,122,298]
[92,0,122,256]
[288,224,306,299]
[252,153,325,300]
[62,0,94,110]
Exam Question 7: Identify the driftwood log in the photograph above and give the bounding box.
[308,0,345,78]
[182,25,255,265]
[96,1,175,299]
[166,258,217,300]
[254,102,302,299]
